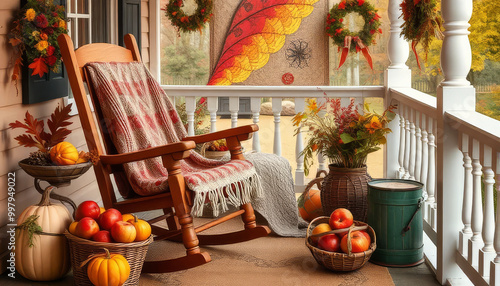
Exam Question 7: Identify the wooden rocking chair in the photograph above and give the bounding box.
[57,34,271,273]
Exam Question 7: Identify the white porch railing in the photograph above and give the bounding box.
[162,85,385,189]
[159,0,500,285]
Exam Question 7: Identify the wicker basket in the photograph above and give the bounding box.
[321,165,371,222]
[305,216,376,271]
[64,231,153,285]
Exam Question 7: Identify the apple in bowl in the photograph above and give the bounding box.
[317,234,341,252]
[329,208,353,230]
[340,230,371,253]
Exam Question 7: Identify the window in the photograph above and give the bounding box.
[160,1,210,85]
[65,0,116,114]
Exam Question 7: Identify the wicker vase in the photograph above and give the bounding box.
[321,165,371,222]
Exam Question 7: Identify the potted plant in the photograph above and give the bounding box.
[293,98,396,221]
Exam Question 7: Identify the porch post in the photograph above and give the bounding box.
[384,0,411,179]
[436,0,475,283]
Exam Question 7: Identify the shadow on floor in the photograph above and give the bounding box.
[389,262,441,286]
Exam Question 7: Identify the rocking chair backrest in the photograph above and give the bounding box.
[58,34,143,204]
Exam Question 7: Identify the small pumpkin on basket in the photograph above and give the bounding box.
[83,248,130,286]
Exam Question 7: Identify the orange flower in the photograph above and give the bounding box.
[58,19,66,29]
[35,40,48,51]
[40,33,48,40]
[312,144,318,151]
[365,116,382,133]
[306,98,317,112]
[25,8,36,21]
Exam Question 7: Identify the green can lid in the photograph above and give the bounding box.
[368,179,423,191]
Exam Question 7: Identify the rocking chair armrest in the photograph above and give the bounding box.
[100,141,196,165]
[184,124,259,144]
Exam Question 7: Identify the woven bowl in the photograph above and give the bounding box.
[64,231,153,285]
[306,217,376,271]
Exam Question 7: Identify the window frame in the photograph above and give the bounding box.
[64,0,118,115]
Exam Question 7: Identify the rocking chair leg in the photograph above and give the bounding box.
[240,203,257,229]
[163,207,180,231]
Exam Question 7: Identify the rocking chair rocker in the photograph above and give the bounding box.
[57,34,271,273]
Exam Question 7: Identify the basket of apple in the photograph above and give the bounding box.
[306,208,376,272]
[64,200,153,285]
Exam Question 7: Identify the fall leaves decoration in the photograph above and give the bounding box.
[400,0,443,69]
[326,0,382,70]
[8,104,93,166]
[165,0,213,34]
[9,0,68,80]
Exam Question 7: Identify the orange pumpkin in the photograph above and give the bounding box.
[127,215,152,242]
[121,213,134,222]
[87,248,130,286]
[50,142,79,165]
[298,188,323,222]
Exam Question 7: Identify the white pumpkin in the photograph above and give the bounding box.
[15,186,73,281]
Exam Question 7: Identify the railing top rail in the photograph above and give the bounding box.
[389,87,437,118]
[446,110,500,151]
[160,85,385,98]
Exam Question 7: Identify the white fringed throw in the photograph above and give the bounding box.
[85,62,262,217]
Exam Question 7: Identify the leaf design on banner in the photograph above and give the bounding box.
[208,0,320,85]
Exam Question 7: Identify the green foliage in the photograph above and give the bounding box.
[162,41,209,84]
[16,215,43,247]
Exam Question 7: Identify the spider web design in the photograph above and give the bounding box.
[285,39,312,69]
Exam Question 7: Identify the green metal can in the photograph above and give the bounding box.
[367,179,424,267]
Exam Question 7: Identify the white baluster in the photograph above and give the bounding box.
[185,96,196,136]
[207,97,218,133]
[427,118,436,228]
[491,152,500,285]
[250,98,261,152]
[404,105,411,179]
[469,139,484,267]
[414,111,422,182]
[272,98,282,156]
[229,97,239,128]
[398,104,406,178]
[420,114,429,220]
[459,133,473,256]
[479,145,496,277]
[354,97,363,114]
[387,0,410,70]
[294,98,306,186]
[317,97,327,173]
[437,1,475,282]
[441,0,473,87]
[409,108,416,180]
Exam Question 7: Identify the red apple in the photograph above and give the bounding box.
[111,221,137,243]
[340,230,370,253]
[98,208,122,230]
[329,208,354,230]
[75,201,100,221]
[317,234,341,252]
[75,217,100,239]
[359,230,371,245]
[92,230,113,243]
